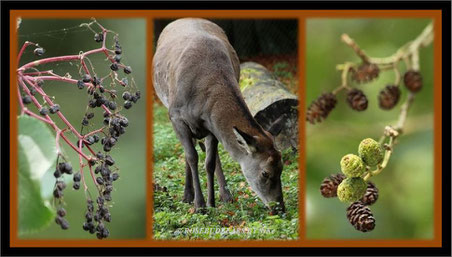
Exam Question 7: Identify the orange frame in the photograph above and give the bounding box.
[9,10,442,248]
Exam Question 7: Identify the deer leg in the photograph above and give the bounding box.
[215,153,234,203]
[170,118,205,210]
[182,157,194,203]
[204,134,218,207]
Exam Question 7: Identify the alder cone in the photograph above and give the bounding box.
[346,88,368,111]
[351,63,380,83]
[320,173,346,198]
[378,85,401,110]
[404,70,423,92]
[346,201,376,232]
[360,181,379,206]
[306,93,337,124]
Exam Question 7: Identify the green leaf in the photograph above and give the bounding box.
[18,116,56,235]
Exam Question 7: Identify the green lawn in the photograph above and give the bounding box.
[152,103,299,240]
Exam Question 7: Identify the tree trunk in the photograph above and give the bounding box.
[239,62,298,150]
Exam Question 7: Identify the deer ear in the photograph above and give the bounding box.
[233,126,257,154]
[267,115,285,137]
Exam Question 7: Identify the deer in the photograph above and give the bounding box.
[153,18,285,214]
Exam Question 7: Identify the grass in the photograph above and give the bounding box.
[152,103,299,240]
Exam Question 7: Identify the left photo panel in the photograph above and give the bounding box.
[16,18,147,239]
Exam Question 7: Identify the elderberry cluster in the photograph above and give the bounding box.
[52,160,73,229]
[42,22,140,240]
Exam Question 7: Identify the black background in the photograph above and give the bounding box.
[1,1,450,256]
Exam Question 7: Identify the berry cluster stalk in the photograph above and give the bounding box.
[17,19,139,239]
[17,20,119,190]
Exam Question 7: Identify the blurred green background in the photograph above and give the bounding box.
[306,19,434,239]
[17,18,147,239]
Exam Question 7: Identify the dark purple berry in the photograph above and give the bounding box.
[60,219,69,230]
[55,216,63,225]
[82,74,91,83]
[39,107,49,116]
[105,155,115,166]
[89,99,97,108]
[83,222,90,231]
[103,144,111,152]
[53,189,63,198]
[73,172,81,182]
[30,88,37,96]
[85,212,93,221]
[93,134,100,143]
[123,66,132,74]
[96,152,104,159]
[77,80,85,89]
[124,101,132,109]
[112,173,119,181]
[85,112,94,119]
[49,104,60,114]
[82,117,89,126]
[94,33,104,42]
[36,79,44,87]
[114,54,121,63]
[96,177,104,185]
[73,182,80,190]
[121,78,128,86]
[119,118,128,127]
[108,101,117,111]
[33,47,45,56]
[122,91,131,100]
[104,212,111,222]
[22,95,32,105]
[53,169,61,178]
[104,193,112,202]
[110,63,119,71]
[56,181,66,190]
[57,207,67,217]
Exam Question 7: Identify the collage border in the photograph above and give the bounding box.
[1,1,450,255]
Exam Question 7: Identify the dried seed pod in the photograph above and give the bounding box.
[404,70,423,93]
[306,92,337,124]
[346,88,368,111]
[351,63,380,83]
[360,181,379,206]
[346,201,376,232]
[320,173,346,198]
[378,85,401,110]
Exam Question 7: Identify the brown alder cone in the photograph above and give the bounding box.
[360,181,379,205]
[404,70,423,93]
[320,173,346,198]
[306,93,337,124]
[378,85,401,110]
[346,201,376,232]
[351,63,380,83]
[346,88,368,111]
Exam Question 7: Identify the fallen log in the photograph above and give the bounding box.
[239,62,299,150]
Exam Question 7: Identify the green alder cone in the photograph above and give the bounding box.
[358,138,384,166]
[340,154,366,177]
[337,177,367,203]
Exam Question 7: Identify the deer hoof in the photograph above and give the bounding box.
[182,191,194,203]
[220,190,234,203]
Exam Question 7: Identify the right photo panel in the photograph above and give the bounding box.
[306,19,434,239]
